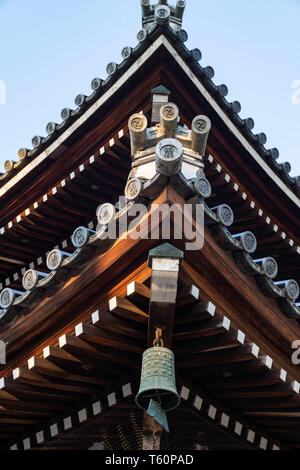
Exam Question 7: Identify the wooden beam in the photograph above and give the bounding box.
[175,329,245,355]
[59,334,138,369]
[91,309,146,340]
[203,369,287,391]
[75,322,144,355]
[223,396,300,410]
[176,285,199,309]
[0,377,80,403]
[147,244,183,348]
[126,282,151,310]
[109,297,148,324]
[13,367,100,395]
[29,356,107,387]
[173,316,231,341]
[177,343,260,369]
[212,382,299,400]
[142,412,163,451]
[175,301,216,324]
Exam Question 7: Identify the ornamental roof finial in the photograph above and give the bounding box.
[141,0,186,32]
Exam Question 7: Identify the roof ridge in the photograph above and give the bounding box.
[0,6,299,201]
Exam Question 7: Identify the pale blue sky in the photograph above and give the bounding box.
[0,0,299,176]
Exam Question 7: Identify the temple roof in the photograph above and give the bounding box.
[0,1,299,202]
[0,3,300,449]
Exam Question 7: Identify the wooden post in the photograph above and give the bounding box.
[141,243,183,450]
[142,412,163,450]
[147,243,183,349]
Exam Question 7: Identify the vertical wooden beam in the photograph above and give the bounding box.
[142,412,163,451]
[147,243,183,349]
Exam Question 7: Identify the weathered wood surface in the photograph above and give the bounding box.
[147,259,180,348]
[0,271,298,449]
[142,412,163,451]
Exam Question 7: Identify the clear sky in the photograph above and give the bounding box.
[0,0,299,176]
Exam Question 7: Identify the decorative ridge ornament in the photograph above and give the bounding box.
[126,90,211,202]
[141,0,186,32]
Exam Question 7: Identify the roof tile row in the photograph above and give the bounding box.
[0,22,299,199]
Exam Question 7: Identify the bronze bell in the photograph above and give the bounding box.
[135,346,180,412]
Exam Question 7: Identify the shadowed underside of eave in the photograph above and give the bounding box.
[1,269,298,450]
[0,195,299,448]
[0,185,299,382]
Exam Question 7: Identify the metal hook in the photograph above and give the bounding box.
[153,328,164,347]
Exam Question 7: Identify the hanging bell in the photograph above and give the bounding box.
[135,346,180,412]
